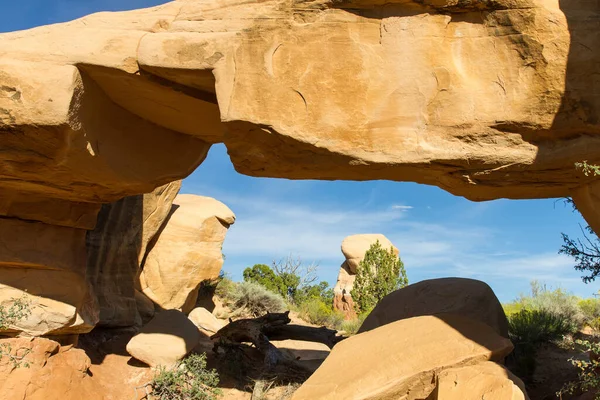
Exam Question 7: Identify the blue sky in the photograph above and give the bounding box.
[4,0,597,303]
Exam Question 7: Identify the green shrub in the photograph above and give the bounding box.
[508,309,573,382]
[558,339,600,399]
[579,297,600,322]
[221,281,287,317]
[150,353,221,400]
[298,298,344,328]
[509,309,573,346]
[506,282,584,333]
[338,312,369,335]
[351,240,408,313]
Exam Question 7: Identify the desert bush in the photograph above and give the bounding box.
[338,312,369,335]
[558,339,600,399]
[221,281,286,317]
[508,309,573,382]
[351,240,408,313]
[504,281,584,333]
[243,261,332,307]
[579,297,600,322]
[509,309,573,346]
[298,298,344,327]
[150,352,221,400]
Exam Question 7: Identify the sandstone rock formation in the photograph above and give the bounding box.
[139,194,235,313]
[291,314,514,400]
[435,362,529,400]
[333,234,398,318]
[126,309,201,368]
[0,0,598,229]
[0,219,98,336]
[0,337,102,400]
[86,180,181,327]
[0,0,599,335]
[358,278,509,337]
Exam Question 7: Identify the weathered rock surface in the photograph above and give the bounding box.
[291,314,514,400]
[126,309,201,367]
[0,0,598,230]
[0,337,102,400]
[333,234,398,318]
[358,278,509,337]
[435,362,529,400]
[86,180,181,327]
[139,194,235,313]
[0,218,98,336]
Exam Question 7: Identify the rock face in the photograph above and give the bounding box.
[139,194,235,313]
[358,278,509,338]
[0,337,102,400]
[0,0,597,224]
[0,219,98,336]
[126,309,201,368]
[291,314,514,400]
[435,362,529,400]
[333,234,398,318]
[86,180,181,327]
[0,0,599,333]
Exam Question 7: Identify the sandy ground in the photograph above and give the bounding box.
[77,310,330,400]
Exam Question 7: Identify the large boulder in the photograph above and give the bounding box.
[291,314,514,400]
[358,278,509,338]
[139,194,235,313]
[86,180,181,327]
[126,309,201,368]
[333,234,398,318]
[0,337,102,400]
[435,362,529,400]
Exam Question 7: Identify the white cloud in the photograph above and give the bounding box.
[391,205,413,211]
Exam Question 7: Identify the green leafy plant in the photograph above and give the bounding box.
[351,240,408,313]
[150,353,221,400]
[508,309,573,382]
[558,339,600,399]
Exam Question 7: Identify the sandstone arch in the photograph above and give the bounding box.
[0,0,598,334]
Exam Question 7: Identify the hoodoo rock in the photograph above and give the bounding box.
[358,278,509,338]
[291,314,514,400]
[333,234,398,318]
[139,194,235,313]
